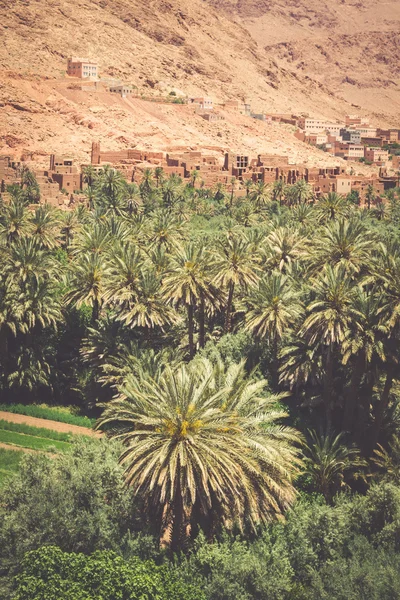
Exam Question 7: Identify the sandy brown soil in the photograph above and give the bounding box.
[0,411,98,437]
[0,0,399,164]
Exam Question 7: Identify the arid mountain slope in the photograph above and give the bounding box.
[208,0,400,122]
[0,0,399,162]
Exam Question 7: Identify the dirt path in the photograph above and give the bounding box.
[0,411,99,437]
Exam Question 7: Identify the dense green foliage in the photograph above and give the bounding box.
[14,546,205,600]
[2,169,400,598]
[4,438,400,599]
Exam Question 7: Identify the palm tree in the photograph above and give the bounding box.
[140,168,155,196]
[96,167,125,212]
[262,227,306,273]
[244,272,302,388]
[162,177,180,209]
[60,210,80,249]
[96,358,302,550]
[118,269,178,331]
[125,183,143,215]
[154,167,165,188]
[161,243,215,357]
[341,288,385,435]
[365,184,375,210]
[4,237,54,285]
[300,265,359,422]
[65,252,106,323]
[251,182,271,209]
[308,218,374,277]
[70,223,112,256]
[315,192,350,222]
[30,204,60,250]
[303,430,365,503]
[243,178,254,198]
[190,169,200,188]
[82,165,97,188]
[103,242,143,309]
[211,236,260,333]
[293,179,312,204]
[0,199,31,246]
[272,180,285,205]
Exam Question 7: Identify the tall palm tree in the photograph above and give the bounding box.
[161,243,215,357]
[243,178,254,198]
[272,179,285,205]
[0,200,31,246]
[365,184,375,210]
[154,167,165,188]
[303,430,365,502]
[250,182,271,209]
[308,218,374,277]
[341,288,385,435]
[103,242,143,309]
[211,236,260,333]
[293,179,312,205]
[244,272,302,388]
[262,227,306,273]
[315,192,350,222]
[65,252,106,323]
[140,168,155,196]
[82,165,97,188]
[190,169,200,188]
[300,265,359,422]
[60,210,80,249]
[29,204,61,250]
[96,358,302,550]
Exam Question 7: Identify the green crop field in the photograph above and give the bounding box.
[0,429,71,452]
[0,404,95,428]
[0,419,75,442]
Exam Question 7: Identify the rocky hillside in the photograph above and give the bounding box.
[0,0,399,161]
[209,0,400,121]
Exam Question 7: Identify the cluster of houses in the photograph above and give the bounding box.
[2,138,398,209]
[288,114,399,166]
[2,57,398,209]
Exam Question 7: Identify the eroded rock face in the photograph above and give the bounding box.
[0,0,399,163]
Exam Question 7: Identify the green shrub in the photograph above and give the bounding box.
[13,546,206,600]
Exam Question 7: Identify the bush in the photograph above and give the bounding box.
[13,546,206,600]
[0,438,141,572]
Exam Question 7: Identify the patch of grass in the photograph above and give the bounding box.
[0,420,76,442]
[0,404,95,428]
[0,430,71,453]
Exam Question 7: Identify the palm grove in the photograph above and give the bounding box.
[2,167,400,598]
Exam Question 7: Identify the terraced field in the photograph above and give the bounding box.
[0,406,96,486]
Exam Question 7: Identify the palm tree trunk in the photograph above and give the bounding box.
[272,335,279,391]
[324,344,334,428]
[188,304,195,359]
[92,298,99,324]
[371,370,393,450]
[224,282,235,333]
[199,296,205,349]
[342,352,365,433]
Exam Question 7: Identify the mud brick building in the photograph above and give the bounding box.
[67,57,98,79]
[109,85,134,97]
